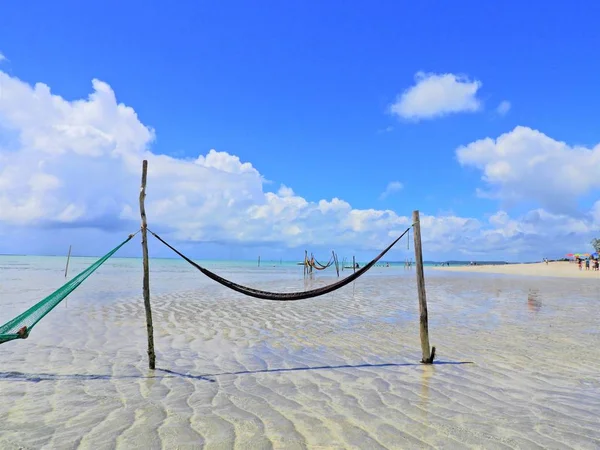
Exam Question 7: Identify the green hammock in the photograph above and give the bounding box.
[0,233,136,345]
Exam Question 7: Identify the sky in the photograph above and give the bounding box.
[0,0,599,262]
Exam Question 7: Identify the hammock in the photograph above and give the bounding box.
[0,233,137,345]
[311,254,334,270]
[149,226,411,301]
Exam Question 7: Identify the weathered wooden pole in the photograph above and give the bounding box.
[64,245,72,278]
[303,250,307,277]
[333,250,339,277]
[352,255,356,273]
[412,210,435,364]
[258,255,261,267]
[139,160,156,370]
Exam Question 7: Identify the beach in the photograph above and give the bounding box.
[432,261,600,279]
[1,256,600,449]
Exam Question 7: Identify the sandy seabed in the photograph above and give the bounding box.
[1,260,600,449]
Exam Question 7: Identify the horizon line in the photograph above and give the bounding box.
[0,253,536,264]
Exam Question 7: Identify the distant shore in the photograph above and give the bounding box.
[431,260,599,279]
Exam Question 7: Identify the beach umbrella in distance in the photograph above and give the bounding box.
[592,252,599,258]
[566,253,574,257]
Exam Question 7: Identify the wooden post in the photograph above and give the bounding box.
[64,245,72,278]
[139,160,156,370]
[258,255,261,267]
[333,250,339,277]
[303,250,307,277]
[412,210,435,364]
[353,255,356,273]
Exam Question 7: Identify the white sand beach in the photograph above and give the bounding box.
[432,261,600,279]
[1,257,600,449]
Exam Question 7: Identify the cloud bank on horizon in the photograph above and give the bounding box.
[0,69,598,260]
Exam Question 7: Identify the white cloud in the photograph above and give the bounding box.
[496,100,511,116]
[456,126,600,214]
[0,71,597,260]
[390,72,482,121]
[277,185,295,197]
[0,52,6,63]
[379,181,403,199]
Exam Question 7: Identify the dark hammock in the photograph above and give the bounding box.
[148,227,411,301]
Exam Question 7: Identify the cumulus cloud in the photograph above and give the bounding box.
[379,181,403,199]
[390,72,482,121]
[0,71,416,254]
[456,126,600,214]
[0,52,6,62]
[496,100,511,116]
[0,71,598,260]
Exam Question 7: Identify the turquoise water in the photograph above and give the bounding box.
[0,254,488,272]
[0,254,434,319]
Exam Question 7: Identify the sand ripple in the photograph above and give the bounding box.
[1,266,600,449]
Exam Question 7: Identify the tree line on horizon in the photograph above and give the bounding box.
[592,238,600,253]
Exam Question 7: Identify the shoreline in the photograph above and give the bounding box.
[431,260,600,279]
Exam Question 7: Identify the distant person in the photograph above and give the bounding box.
[577,258,582,270]
[585,259,590,270]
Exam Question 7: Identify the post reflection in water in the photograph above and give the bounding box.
[527,289,542,313]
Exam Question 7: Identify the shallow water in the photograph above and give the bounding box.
[1,257,599,449]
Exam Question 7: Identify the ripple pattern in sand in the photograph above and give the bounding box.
[1,267,600,449]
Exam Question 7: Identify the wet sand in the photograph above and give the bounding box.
[432,261,600,279]
[1,259,599,449]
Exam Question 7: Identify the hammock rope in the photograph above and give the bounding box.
[148,226,412,301]
[0,231,139,344]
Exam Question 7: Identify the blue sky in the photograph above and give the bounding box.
[0,1,599,261]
